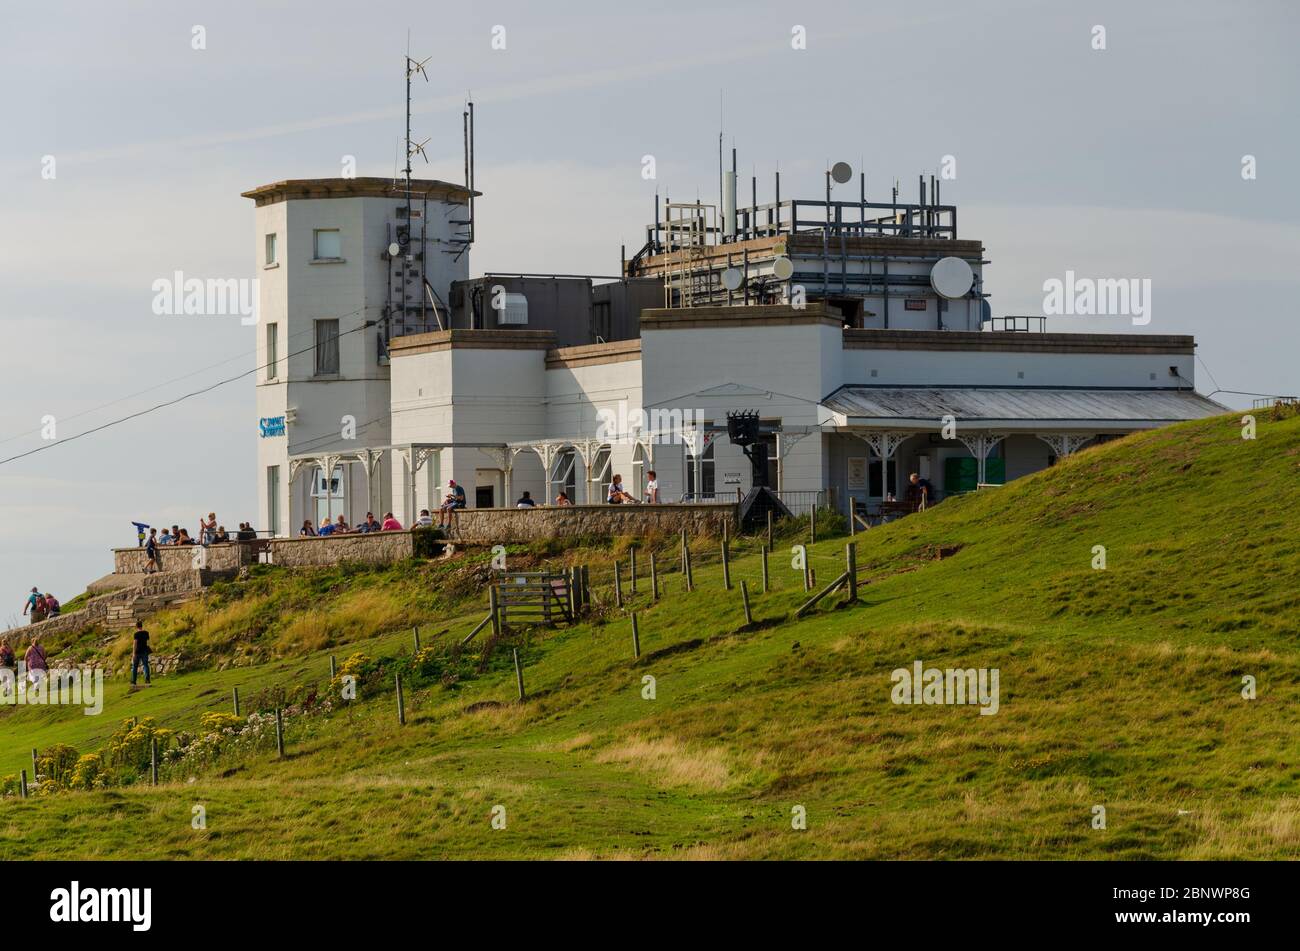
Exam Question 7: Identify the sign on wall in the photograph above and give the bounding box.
[847,457,867,490]
[722,471,742,486]
[259,416,286,437]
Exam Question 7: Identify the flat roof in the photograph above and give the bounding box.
[241,177,479,206]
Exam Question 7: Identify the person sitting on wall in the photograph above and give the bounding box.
[607,475,638,504]
[554,492,573,506]
[415,509,434,528]
[381,512,403,531]
[317,517,335,537]
[236,523,257,541]
[300,520,317,537]
[907,472,936,509]
[214,526,230,543]
[170,524,182,545]
[177,529,196,545]
[438,480,466,528]
[158,527,174,546]
[43,593,60,618]
[516,491,536,508]
[361,512,382,533]
[335,514,351,534]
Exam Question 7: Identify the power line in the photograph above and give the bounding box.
[0,311,373,468]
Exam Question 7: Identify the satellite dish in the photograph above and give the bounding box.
[772,256,795,281]
[721,267,744,292]
[387,242,401,258]
[831,162,853,185]
[931,256,974,299]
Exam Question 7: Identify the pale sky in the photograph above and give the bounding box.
[1,0,1296,611]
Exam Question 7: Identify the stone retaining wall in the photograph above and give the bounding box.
[268,532,415,567]
[114,542,256,574]
[449,503,737,543]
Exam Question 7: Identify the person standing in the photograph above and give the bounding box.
[22,587,40,623]
[643,470,660,504]
[131,621,152,686]
[145,528,160,574]
[24,637,47,685]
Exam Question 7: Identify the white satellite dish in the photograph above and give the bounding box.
[721,267,744,292]
[830,161,853,185]
[930,256,974,299]
[387,242,401,258]
[772,256,795,281]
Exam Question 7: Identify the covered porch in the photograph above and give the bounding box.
[821,385,1226,518]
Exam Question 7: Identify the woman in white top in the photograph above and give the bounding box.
[643,470,660,504]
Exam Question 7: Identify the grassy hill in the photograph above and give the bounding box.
[1,409,1297,859]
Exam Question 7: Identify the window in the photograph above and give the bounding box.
[313,228,342,260]
[266,465,280,536]
[314,319,340,375]
[592,445,612,500]
[686,438,715,499]
[264,233,277,266]
[265,324,278,380]
[552,450,577,501]
[496,292,529,325]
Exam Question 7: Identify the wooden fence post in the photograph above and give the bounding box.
[31,749,38,782]
[846,542,858,602]
[413,625,421,652]
[233,686,240,715]
[614,561,624,608]
[275,708,285,758]
[631,612,641,659]
[630,546,638,594]
[810,504,817,544]
[761,544,770,594]
[650,553,659,601]
[685,546,694,592]
[721,539,731,590]
[740,581,753,627]
[329,655,336,680]
[150,737,158,785]
[804,549,812,592]
[513,648,526,701]
[680,529,688,574]
[396,672,406,725]
[490,586,501,639]
[19,769,27,799]
[767,509,773,550]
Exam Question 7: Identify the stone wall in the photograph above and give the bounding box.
[0,570,214,646]
[268,531,415,567]
[449,503,737,543]
[114,542,256,574]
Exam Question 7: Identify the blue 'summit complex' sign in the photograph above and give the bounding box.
[259,416,286,437]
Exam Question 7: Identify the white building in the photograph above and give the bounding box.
[245,174,1223,534]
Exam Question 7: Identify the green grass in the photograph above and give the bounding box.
[2,410,1298,859]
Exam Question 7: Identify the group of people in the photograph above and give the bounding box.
[140,515,259,573]
[511,470,661,509]
[21,587,61,625]
[300,511,405,536]
[0,635,48,684]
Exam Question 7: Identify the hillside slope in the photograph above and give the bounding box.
[1,410,1297,859]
